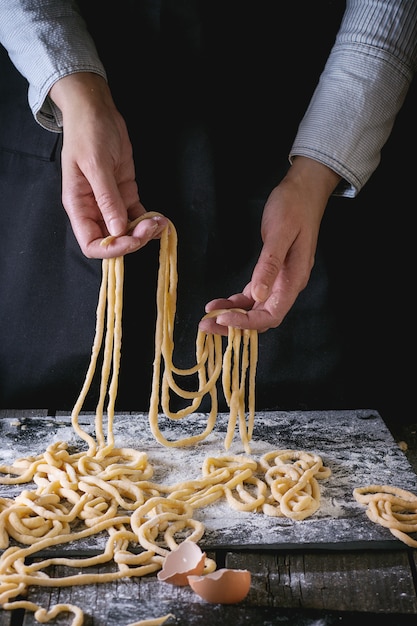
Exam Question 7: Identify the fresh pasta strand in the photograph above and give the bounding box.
[353,485,417,548]
[2,602,84,626]
[139,213,258,451]
[69,254,124,457]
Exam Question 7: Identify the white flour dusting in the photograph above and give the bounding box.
[0,409,416,548]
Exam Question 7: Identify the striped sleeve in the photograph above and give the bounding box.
[289,0,417,197]
[0,0,106,132]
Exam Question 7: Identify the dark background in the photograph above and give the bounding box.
[0,1,414,430]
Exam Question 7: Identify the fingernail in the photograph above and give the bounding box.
[151,216,161,232]
[253,283,269,302]
[108,217,126,237]
[128,238,142,252]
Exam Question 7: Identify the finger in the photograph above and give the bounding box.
[213,307,271,333]
[82,234,143,258]
[199,305,271,334]
[88,169,129,237]
[199,298,253,335]
[200,294,255,334]
[202,278,300,333]
[241,273,305,332]
[249,244,284,303]
[129,214,169,241]
[204,294,253,313]
[80,215,170,259]
[198,317,229,336]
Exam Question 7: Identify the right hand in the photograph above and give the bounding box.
[50,73,168,258]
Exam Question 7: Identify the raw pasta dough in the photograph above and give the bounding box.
[0,445,330,625]
[353,485,417,547]
[144,213,257,452]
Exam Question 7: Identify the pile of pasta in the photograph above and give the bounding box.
[0,444,330,625]
[353,485,417,548]
[0,214,331,625]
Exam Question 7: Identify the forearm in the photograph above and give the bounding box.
[0,0,106,132]
[290,0,417,197]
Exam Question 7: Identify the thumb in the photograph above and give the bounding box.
[93,173,128,236]
[250,246,282,303]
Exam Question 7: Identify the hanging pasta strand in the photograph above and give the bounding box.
[146,214,259,450]
[148,218,221,446]
[68,211,259,452]
[70,257,109,455]
[69,256,124,458]
[97,255,124,458]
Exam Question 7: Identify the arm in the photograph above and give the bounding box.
[290,0,417,196]
[201,0,417,335]
[0,0,107,131]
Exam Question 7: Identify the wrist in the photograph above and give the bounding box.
[49,72,115,120]
[288,156,341,201]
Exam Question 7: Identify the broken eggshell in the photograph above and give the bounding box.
[188,568,251,604]
[157,541,206,586]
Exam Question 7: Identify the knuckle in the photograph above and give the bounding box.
[259,254,282,278]
[96,192,118,215]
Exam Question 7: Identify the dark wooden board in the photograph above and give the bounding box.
[226,549,417,613]
[8,549,417,625]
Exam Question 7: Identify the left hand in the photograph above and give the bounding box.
[199,157,341,335]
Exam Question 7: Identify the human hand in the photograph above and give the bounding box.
[49,73,168,258]
[199,157,341,335]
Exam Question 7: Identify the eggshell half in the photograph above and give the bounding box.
[188,568,251,604]
[157,541,206,586]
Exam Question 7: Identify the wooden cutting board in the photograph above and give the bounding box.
[0,409,416,551]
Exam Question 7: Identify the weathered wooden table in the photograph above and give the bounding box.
[0,408,416,626]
